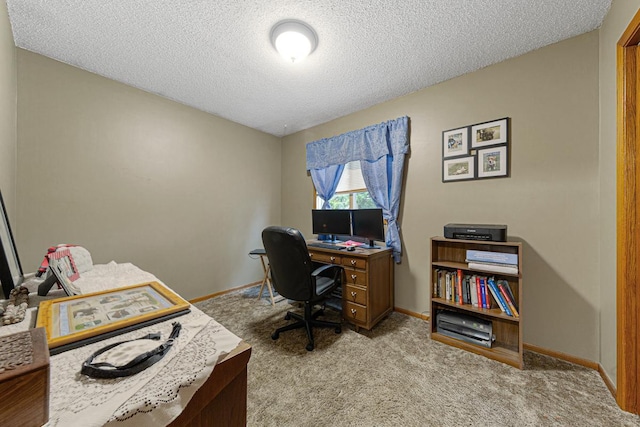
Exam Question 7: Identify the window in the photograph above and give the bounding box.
[314,161,377,209]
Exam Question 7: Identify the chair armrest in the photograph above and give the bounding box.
[311,264,343,278]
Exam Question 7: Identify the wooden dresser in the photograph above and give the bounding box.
[307,242,394,331]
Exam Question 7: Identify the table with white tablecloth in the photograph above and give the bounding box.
[0,262,248,427]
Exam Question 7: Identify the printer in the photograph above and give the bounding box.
[444,223,507,242]
[436,310,495,348]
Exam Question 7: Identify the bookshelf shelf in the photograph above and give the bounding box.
[431,298,520,322]
[429,236,523,369]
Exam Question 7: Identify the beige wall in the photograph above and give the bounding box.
[16,50,282,300]
[0,1,16,218]
[283,32,601,361]
[598,0,640,387]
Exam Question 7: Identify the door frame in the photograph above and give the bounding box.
[617,8,640,414]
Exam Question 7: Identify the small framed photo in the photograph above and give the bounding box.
[471,118,508,148]
[443,156,475,182]
[442,126,468,158]
[48,249,81,295]
[477,146,508,178]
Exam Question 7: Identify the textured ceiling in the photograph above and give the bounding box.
[5,1,612,137]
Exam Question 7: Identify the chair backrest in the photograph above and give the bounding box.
[261,226,313,302]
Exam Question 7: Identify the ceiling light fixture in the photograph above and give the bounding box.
[270,20,318,63]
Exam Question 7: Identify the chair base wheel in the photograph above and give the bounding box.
[284,313,291,320]
[271,332,279,340]
[306,343,314,351]
[335,327,341,334]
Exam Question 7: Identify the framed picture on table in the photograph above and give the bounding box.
[36,281,191,355]
[48,249,81,296]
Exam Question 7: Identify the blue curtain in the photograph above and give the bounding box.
[310,164,345,209]
[360,117,409,262]
[306,116,409,262]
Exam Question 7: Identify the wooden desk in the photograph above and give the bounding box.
[307,242,394,331]
[168,341,251,427]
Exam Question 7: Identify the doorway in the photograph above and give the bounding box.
[617,8,640,415]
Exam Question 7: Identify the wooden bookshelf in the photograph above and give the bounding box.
[429,236,523,369]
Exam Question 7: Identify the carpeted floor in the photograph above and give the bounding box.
[195,287,640,427]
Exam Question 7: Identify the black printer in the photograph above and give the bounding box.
[444,223,507,242]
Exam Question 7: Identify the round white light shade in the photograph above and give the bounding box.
[270,20,318,63]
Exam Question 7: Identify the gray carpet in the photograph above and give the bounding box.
[195,287,640,427]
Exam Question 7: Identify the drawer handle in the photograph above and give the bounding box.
[350,291,357,300]
[350,308,357,317]
[330,256,336,262]
[350,260,357,265]
[350,274,357,282]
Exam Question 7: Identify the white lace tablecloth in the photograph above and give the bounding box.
[1,262,243,427]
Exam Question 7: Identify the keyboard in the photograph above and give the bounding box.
[307,242,342,250]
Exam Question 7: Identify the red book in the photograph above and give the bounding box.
[498,282,520,317]
[456,270,463,304]
[476,276,482,308]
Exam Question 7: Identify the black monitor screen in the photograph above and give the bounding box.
[351,208,385,248]
[312,209,352,236]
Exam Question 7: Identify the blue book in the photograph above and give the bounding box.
[466,250,518,266]
[480,277,487,308]
[487,278,513,316]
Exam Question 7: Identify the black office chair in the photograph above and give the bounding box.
[262,226,343,351]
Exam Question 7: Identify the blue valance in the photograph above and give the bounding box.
[306,117,409,170]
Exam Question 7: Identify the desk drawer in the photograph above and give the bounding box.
[342,257,366,269]
[345,301,367,323]
[309,252,341,265]
[344,270,367,287]
[345,285,367,305]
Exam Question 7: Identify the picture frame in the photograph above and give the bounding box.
[48,249,81,296]
[477,145,509,178]
[36,281,191,354]
[443,156,475,182]
[442,126,469,158]
[471,117,508,148]
[0,190,23,299]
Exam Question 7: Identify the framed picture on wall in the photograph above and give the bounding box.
[443,156,475,182]
[471,118,508,148]
[477,145,508,178]
[442,126,469,158]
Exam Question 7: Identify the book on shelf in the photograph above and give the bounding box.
[462,275,471,305]
[479,277,488,309]
[456,270,463,304]
[497,280,519,317]
[468,262,519,275]
[466,250,518,266]
[469,275,478,307]
[487,277,513,316]
[437,270,445,299]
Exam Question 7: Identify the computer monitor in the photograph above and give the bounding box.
[311,209,352,241]
[351,208,385,249]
